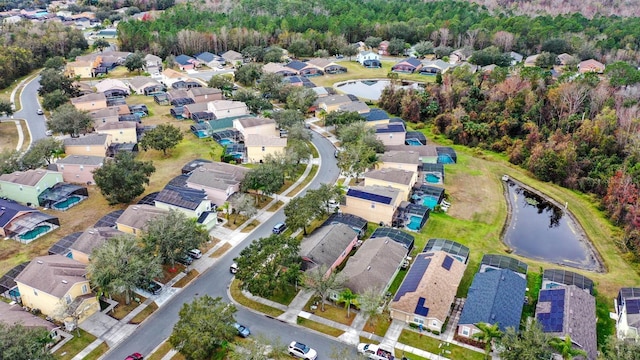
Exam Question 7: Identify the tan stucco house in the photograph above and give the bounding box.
[363,168,418,201]
[115,204,168,235]
[378,150,421,173]
[63,134,112,157]
[69,227,125,264]
[234,117,279,139]
[70,93,107,112]
[245,135,287,163]
[185,162,249,208]
[95,121,137,144]
[341,185,402,225]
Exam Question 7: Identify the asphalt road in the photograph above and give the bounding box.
[106,131,355,359]
[2,75,48,143]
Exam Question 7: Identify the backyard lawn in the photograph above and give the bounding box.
[398,329,485,360]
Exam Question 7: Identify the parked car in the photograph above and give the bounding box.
[188,249,202,259]
[45,130,53,136]
[230,262,238,274]
[234,322,251,338]
[138,281,162,295]
[177,254,193,266]
[272,222,287,234]
[36,109,44,115]
[357,343,395,360]
[288,341,317,360]
[125,352,143,360]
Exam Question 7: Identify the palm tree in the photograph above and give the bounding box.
[549,335,588,360]
[220,201,231,220]
[472,322,503,359]
[338,289,358,318]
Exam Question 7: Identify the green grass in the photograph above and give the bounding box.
[84,341,108,360]
[286,164,319,197]
[54,329,97,360]
[129,302,159,324]
[522,270,543,320]
[265,283,298,306]
[387,268,408,296]
[397,330,485,360]
[312,60,435,89]
[229,279,285,317]
[296,316,344,337]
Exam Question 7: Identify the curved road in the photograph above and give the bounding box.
[106,132,355,359]
[3,75,48,144]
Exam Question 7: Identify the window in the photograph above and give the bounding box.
[82,284,88,294]
[261,146,265,151]
[371,203,375,208]
[65,294,72,304]
[33,289,38,296]
[432,320,438,327]
[461,326,470,336]
[413,317,424,324]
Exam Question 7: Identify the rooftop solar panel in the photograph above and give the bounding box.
[415,297,430,316]
[442,255,454,271]
[394,255,431,301]
[537,288,565,333]
[347,189,393,205]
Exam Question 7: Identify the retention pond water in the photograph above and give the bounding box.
[502,179,603,272]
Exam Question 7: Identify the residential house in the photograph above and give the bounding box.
[306,58,347,74]
[457,268,527,339]
[578,59,605,74]
[300,224,359,275]
[171,79,203,90]
[263,62,297,77]
[70,93,107,112]
[420,59,454,75]
[338,101,370,114]
[154,185,212,220]
[94,78,129,97]
[390,251,466,332]
[557,53,576,66]
[510,51,524,65]
[175,54,198,70]
[363,168,417,201]
[53,155,104,184]
[64,59,98,78]
[63,134,112,157]
[385,145,439,164]
[479,254,528,278]
[0,301,63,341]
[245,135,287,163]
[74,82,95,96]
[356,51,381,68]
[195,51,225,68]
[375,122,406,145]
[370,227,415,252]
[144,54,162,73]
[311,86,329,97]
[0,169,62,206]
[364,108,391,126]
[126,76,164,96]
[378,150,421,172]
[69,227,124,264]
[116,204,168,235]
[187,87,223,103]
[95,121,137,144]
[221,50,244,65]
[285,60,324,77]
[316,94,356,113]
[614,287,640,341]
[0,198,59,241]
[183,102,209,120]
[449,48,472,64]
[392,58,422,73]
[234,117,279,138]
[321,213,368,239]
[535,285,597,360]
[161,68,189,88]
[524,54,540,67]
[185,162,249,208]
[207,100,249,119]
[378,41,390,55]
[341,185,402,225]
[15,255,99,322]
[337,236,407,298]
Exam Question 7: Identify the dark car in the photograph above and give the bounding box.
[272,222,287,234]
[139,281,162,295]
[125,352,143,360]
[177,254,193,266]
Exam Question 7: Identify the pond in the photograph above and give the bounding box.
[333,79,422,101]
[502,180,602,272]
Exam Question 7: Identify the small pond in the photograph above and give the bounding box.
[503,180,602,271]
[334,79,422,101]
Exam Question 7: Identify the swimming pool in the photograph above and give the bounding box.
[53,195,82,210]
[406,215,422,231]
[19,225,50,241]
[406,139,422,146]
[425,174,440,183]
[422,196,439,209]
[218,138,234,146]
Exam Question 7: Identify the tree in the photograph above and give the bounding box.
[272,109,304,129]
[535,52,558,68]
[141,210,209,268]
[21,138,64,169]
[472,322,503,359]
[339,44,358,60]
[548,335,588,360]
[240,163,284,203]
[605,61,640,87]
[93,152,155,205]
[284,195,317,235]
[314,49,329,58]
[337,141,377,182]
[263,47,284,63]
[44,56,66,70]
[220,201,231,220]
[338,288,358,318]
[364,36,382,49]
[413,40,434,57]
[285,87,317,113]
[230,193,256,224]
[169,295,237,360]
[92,38,111,52]
[0,150,21,174]
[498,322,553,360]
[42,89,70,111]
[233,89,273,113]
[306,183,342,216]
[257,72,285,100]
[601,336,640,360]
[288,39,313,58]
[0,323,54,360]
[234,234,302,298]
[0,100,13,116]
[230,335,288,360]
[358,287,384,326]
[541,38,572,55]
[387,38,406,56]
[235,63,263,86]
[124,51,144,73]
[47,104,93,137]
[139,124,183,156]
[87,234,162,304]
[303,265,345,312]
[208,74,235,97]
[242,45,265,62]
[38,68,79,97]
[324,111,364,131]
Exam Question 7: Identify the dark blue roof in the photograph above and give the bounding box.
[175,54,195,65]
[394,253,432,301]
[376,123,406,133]
[156,185,207,210]
[347,188,392,204]
[286,60,308,71]
[195,52,215,63]
[364,109,390,122]
[458,269,527,332]
[536,288,566,333]
[0,199,34,227]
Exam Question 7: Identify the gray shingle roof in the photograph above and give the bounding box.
[458,269,527,331]
[116,204,168,231]
[63,134,110,146]
[364,168,415,186]
[300,223,357,270]
[380,150,421,165]
[70,227,125,256]
[341,237,406,294]
[56,155,104,166]
[186,162,249,191]
[0,169,58,187]
[15,255,87,298]
[70,92,106,104]
[0,301,56,330]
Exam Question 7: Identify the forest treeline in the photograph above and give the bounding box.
[116,0,640,63]
[461,0,640,18]
[0,22,87,89]
[378,65,640,255]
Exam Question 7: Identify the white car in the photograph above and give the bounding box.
[288,341,317,360]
